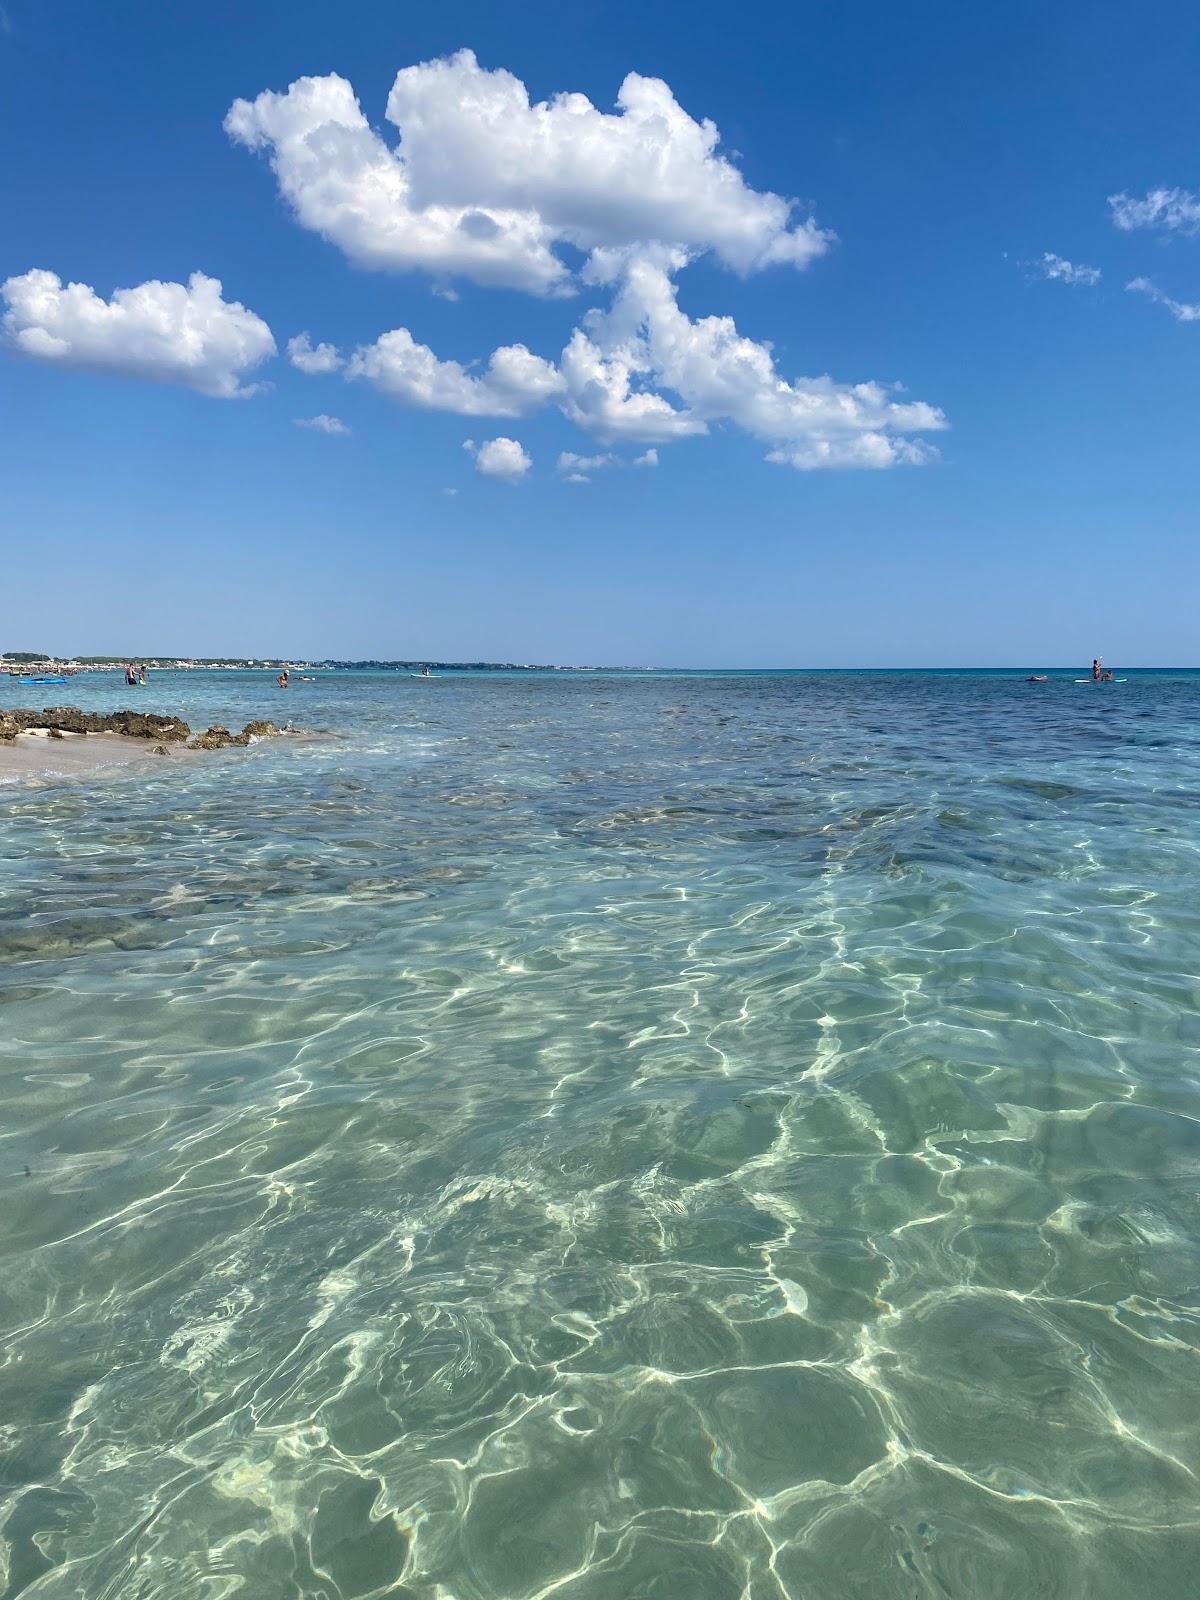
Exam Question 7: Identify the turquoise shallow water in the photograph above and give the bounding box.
[3,668,1200,1598]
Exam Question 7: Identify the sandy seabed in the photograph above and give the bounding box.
[0,730,189,782]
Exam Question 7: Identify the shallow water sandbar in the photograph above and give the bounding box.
[0,730,191,781]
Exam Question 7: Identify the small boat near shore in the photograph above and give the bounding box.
[19,675,69,685]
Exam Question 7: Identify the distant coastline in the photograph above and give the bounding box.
[6,656,1199,677]
[1,655,615,675]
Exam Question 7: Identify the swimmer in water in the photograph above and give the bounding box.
[277,670,289,689]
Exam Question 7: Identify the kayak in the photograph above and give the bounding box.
[19,675,68,685]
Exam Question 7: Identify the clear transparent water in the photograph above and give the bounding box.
[2,669,1199,1598]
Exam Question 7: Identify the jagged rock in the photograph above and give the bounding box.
[0,706,296,755]
[47,728,64,739]
[31,707,97,734]
[106,709,191,741]
[152,744,170,756]
[189,725,250,751]
[0,706,192,740]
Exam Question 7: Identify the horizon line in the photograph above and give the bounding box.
[5,657,1196,673]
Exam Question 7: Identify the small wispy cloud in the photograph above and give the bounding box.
[557,450,615,483]
[557,447,660,482]
[1109,187,1200,236]
[1031,252,1101,287]
[1126,276,1200,322]
[295,413,351,435]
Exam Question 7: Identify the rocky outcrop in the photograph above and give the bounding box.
[0,706,191,740]
[189,719,292,749]
[110,710,192,741]
[189,726,247,750]
[1,708,293,753]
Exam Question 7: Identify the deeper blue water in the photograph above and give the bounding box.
[2,668,1200,1598]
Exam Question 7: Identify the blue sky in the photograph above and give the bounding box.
[2,0,1198,666]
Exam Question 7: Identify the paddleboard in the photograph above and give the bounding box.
[1074,678,1127,683]
[410,673,439,679]
[19,676,68,685]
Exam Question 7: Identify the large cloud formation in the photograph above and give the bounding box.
[228,51,945,469]
[309,248,946,468]
[225,49,830,295]
[1,270,274,397]
[603,252,945,467]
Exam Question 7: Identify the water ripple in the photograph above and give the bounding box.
[2,670,1200,1596]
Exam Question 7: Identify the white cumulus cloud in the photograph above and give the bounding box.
[329,247,945,468]
[288,332,342,373]
[1,269,274,397]
[295,413,350,435]
[225,50,830,294]
[634,448,658,467]
[465,436,532,481]
[572,251,947,466]
[1126,276,1200,322]
[558,320,706,442]
[1033,253,1101,286]
[222,49,944,472]
[346,328,562,415]
[1109,187,1200,236]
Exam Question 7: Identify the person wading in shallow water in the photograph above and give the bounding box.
[277,669,289,689]
[1092,657,1102,681]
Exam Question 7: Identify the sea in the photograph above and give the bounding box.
[2,667,1199,1598]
